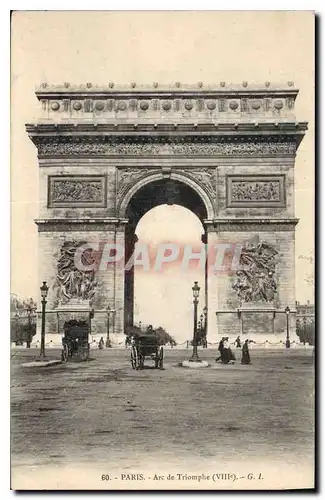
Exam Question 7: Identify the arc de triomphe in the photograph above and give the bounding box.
[26,82,307,343]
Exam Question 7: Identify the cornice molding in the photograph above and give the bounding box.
[35,218,128,232]
[35,217,299,233]
[35,81,299,97]
[26,122,307,135]
[204,217,299,232]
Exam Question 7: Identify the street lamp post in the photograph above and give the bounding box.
[106,306,111,348]
[40,281,48,360]
[14,313,20,346]
[285,306,290,348]
[26,304,33,348]
[106,306,116,348]
[190,281,200,362]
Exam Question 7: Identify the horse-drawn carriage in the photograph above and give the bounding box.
[61,319,90,362]
[130,329,164,370]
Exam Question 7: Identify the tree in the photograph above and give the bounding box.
[296,318,315,346]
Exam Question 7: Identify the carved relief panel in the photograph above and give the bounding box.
[226,175,285,208]
[55,240,98,303]
[232,240,278,303]
[48,175,107,208]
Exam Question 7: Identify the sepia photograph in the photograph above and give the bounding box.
[10,10,315,490]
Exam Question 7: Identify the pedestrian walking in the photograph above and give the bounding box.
[241,339,251,365]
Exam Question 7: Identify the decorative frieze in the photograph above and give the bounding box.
[42,94,295,117]
[34,83,300,124]
[35,136,298,157]
[48,175,107,207]
[226,175,285,208]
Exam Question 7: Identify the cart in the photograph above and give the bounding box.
[130,331,164,370]
[61,320,90,362]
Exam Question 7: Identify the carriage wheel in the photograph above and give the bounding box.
[79,345,89,361]
[83,343,90,361]
[61,345,68,363]
[131,345,140,370]
[158,346,164,369]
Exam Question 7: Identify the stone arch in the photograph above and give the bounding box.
[120,171,211,330]
[117,170,215,221]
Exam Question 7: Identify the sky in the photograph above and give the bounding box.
[134,205,205,341]
[11,11,314,339]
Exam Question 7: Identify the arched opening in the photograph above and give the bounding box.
[124,178,208,344]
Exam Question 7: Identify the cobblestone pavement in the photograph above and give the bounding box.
[11,347,314,489]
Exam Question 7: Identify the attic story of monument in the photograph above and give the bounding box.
[26,81,307,343]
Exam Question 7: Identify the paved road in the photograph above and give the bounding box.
[11,347,314,490]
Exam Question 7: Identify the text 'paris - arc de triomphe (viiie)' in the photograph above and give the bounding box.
[26,81,307,344]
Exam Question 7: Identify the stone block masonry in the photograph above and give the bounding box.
[27,82,307,344]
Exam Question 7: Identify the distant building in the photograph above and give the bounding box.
[296,300,314,316]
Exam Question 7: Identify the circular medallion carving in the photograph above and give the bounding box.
[86,82,92,88]
[73,101,82,111]
[229,100,239,110]
[184,100,193,110]
[207,100,216,110]
[140,100,149,111]
[162,101,171,111]
[118,101,127,111]
[220,81,226,87]
[274,99,283,110]
[95,101,104,111]
[51,101,60,111]
[251,100,262,110]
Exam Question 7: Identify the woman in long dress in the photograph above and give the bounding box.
[223,338,235,364]
[215,337,225,362]
[241,339,251,365]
